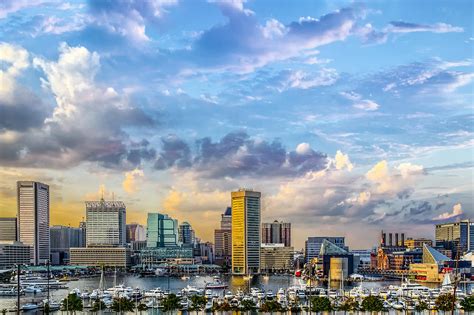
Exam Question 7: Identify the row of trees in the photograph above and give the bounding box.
[59,292,474,313]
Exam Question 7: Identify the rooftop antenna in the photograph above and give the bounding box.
[100,186,104,201]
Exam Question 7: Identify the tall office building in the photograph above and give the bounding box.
[147,213,179,248]
[305,236,346,263]
[435,220,470,256]
[262,220,291,247]
[215,207,232,265]
[126,223,146,243]
[0,218,17,242]
[178,222,195,246]
[17,181,50,265]
[85,199,126,247]
[231,189,261,275]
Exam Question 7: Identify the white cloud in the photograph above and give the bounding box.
[334,150,353,171]
[281,68,338,90]
[33,42,100,120]
[261,18,287,39]
[0,43,29,100]
[434,203,463,220]
[353,99,380,111]
[296,143,312,155]
[122,169,145,193]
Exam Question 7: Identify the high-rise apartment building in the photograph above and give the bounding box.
[231,189,261,275]
[178,222,195,246]
[147,213,179,248]
[262,220,291,246]
[305,236,345,263]
[0,218,17,243]
[17,181,50,265]
[215,207,232,265]
[85,199,126,247]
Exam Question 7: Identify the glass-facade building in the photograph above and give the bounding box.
[17,181,50,265]
[305,236,346,263]
[435,220,471,257]
[178,222,195,246]
[147,213,179,248]
[231,189,261,275]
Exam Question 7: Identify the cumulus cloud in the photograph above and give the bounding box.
[122,169,145,193]
[0,43,156,169]
[181,5,365,73]
[88,0,178,42]
[154,131,327,178]
[434,203,463,220]
[334,150,353,171]
[0,43,29,99]
[366,160,424,194]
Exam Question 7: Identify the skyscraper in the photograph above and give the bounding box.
[85,199,126,247]
[0,218,17,243]
[215,207,232,265]
[231,189,261,275]
[261,220,291,246]
[17,181,50,265]
[178,222,195,246]
[147,213,179,248]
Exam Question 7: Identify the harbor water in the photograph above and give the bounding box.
[1,274,472,313]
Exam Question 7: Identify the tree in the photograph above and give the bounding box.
[361,295,384,312]
[461,295,474,312]
[216,302,231,311]
[310,296,332,312]
[260,300,281,312]
[61,293,83,312]
[240,299,256,311]
[338,297,359,311]
[162,293,181,312]
[137,303,149,311]
[415,301,428,312]
[44,302,50,314]
[189,295,207,311]
[111,297,135,313]
[435,293,455,312]
[289,304,301,312]
[91,300,106,312]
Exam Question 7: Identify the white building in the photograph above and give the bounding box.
[85,199,126,247]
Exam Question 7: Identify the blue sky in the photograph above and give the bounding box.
[0,0,472,248]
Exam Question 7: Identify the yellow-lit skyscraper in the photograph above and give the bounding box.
[231,189,261,275]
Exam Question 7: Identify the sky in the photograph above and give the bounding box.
[0,0,473,250]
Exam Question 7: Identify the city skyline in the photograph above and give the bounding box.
[0,0,473,249]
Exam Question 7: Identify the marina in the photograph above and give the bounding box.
[0,272,472,313]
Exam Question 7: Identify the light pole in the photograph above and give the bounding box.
[16,264,21,315]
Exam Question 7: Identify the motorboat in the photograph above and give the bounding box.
[205,300,213,311]
[224,291,234,300]
[145,288,164,298]
[80,290,90,299]
[21,303,39,311]
[179,298,189,311]
[24,285,42,294]
[205,279,228,289]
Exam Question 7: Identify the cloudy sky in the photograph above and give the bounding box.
[0,0,472,249]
